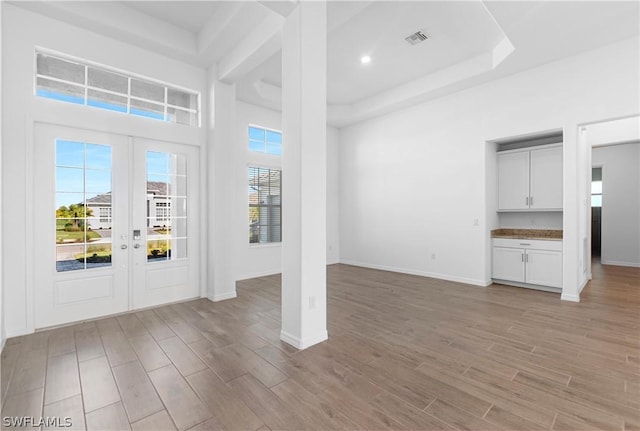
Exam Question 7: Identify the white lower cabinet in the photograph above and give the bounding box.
[492,239,562,289]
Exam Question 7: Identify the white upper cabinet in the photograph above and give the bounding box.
[497,151,530,210]
[529,146,563,210]
[497,145,563,211]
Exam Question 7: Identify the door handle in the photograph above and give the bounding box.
[133,243,141,249]
[120,244,128,250]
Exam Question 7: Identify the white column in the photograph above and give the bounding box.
[207,67,238,302]
[561,125,580,302]
[280,1,328,349]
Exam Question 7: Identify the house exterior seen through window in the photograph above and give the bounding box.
[35,51,200,127]
[248,167,281,244]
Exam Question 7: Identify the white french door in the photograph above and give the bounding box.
[33,123,199,329]
[131,138,200,310]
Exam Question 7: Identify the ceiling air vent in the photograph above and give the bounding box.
[404,30,428,46]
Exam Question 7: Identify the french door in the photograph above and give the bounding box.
[33,123,200,329]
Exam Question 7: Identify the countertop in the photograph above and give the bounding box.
[491,228,563,240]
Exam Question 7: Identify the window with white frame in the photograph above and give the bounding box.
[99,207,112,223]
[248,126,282,155]
[591,167,603,207]
[248,167,281,244]
[35,51,200,127]
[156,202,171,222]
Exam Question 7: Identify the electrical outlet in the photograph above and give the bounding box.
[309,296,316,310]
[473,218,479,226]
[431,253,436,260]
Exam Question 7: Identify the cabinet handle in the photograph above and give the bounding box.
[526,197,529,206]
[526,254,529,263]
[530,196,534,206]
[521,253,524,262]
[519,243,531,246]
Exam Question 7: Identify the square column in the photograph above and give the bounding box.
[280,1,328,349]
[207,69,238,302]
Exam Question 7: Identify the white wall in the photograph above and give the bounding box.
[497,213,563,230]
[2,4,207,337]
[592,143,640,267]
[339,37,639,294]
[588,116,640,147]
[326,126,340,264]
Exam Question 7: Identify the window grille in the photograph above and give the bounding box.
[248,167,281,244]
[36,51,200,127]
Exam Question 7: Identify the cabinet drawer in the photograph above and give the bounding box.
[492,238,562,251]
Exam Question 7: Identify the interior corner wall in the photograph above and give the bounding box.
[339,36,640,290]
[2,4,207,336]
[484,141,498,284]
[592,143,640,267]
[235,101,283,280]
[326,126,340,264]
[234,101,341,279]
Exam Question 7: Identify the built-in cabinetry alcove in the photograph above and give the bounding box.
[491,130,564,292]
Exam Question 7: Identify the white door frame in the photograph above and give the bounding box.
[31,122,202,330]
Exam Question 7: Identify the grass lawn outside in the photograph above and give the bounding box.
[56,219,101,243]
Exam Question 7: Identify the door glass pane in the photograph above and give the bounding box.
[56,167,84,192]
[146,151,187,262]
[147,152,170,175]
[55,140,112,272]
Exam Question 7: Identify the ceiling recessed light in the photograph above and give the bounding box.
[360,55,371,64]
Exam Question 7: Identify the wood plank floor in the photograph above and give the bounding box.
[1,261,639,430]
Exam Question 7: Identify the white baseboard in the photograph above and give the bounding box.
[600,260,640,268]
[208,291,237,302]
[236,270,282,281]
[561,293,580,302]
[578,277,589,294]
[327,257,340,265]
[6,328,33,338]
[280,329,328,350]
[492,279,561,294]
[0,337,5,353]
[339,259,489,287]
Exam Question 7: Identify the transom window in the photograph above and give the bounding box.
[248,167,281,244]
[35,51,200,127]
[249,126,282,155]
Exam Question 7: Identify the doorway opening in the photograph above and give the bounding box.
[590,167,602,260]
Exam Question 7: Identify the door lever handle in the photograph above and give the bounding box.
[120,244,128,250]
[133,243,141,249]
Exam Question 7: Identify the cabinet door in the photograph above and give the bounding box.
[497,151,530,210]
[493,247,525,282]
[529,147,563,210]
[525,249,562,288]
